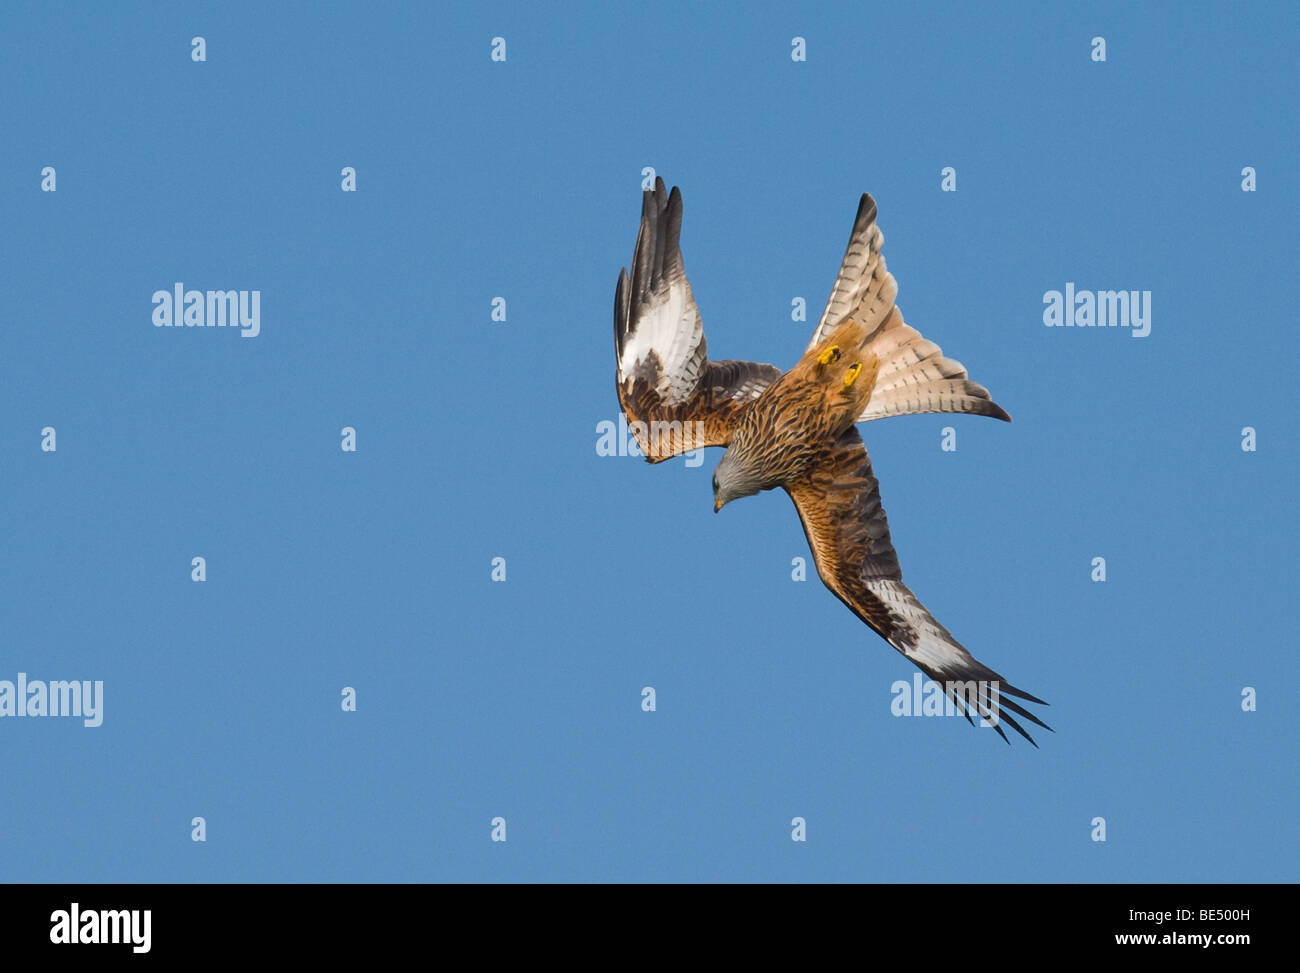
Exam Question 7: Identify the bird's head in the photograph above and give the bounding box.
[713,448,765,513]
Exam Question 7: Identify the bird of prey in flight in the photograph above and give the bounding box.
[613,179,1050,745]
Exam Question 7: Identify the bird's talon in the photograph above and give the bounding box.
[818,345,841,365]
[842,362,862,389]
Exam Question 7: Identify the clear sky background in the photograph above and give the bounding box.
[2,1,1295,882]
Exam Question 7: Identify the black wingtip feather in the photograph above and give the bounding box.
[938,672,1051,747]
[614,267,629,356]
[1000,682,1050,707]
[999,711,1040,747]
[994,694,1052,733]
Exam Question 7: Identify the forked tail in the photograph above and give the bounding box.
[855,308,1010,423]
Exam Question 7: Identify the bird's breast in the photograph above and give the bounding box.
[736,378,843,484]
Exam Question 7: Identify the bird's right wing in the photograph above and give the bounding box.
[784,426,1050,745]
[615,178,781,462]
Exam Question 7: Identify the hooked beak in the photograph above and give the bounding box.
[714,496,723,514]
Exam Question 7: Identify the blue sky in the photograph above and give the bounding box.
[1,1,1295,882]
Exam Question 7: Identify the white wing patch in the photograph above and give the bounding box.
[866,578,981,677]
[619,275,704,405]
[866,578,1048,744]
[616,180,708,408]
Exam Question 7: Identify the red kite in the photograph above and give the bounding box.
[614,179,1049,745]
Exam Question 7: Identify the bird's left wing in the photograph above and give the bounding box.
[784,427,1051,745]
[615,178,781,462]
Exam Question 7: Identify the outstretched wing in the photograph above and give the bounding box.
[784,427,1050,745]
[807,194,1010,424]
[615,178,781,462]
